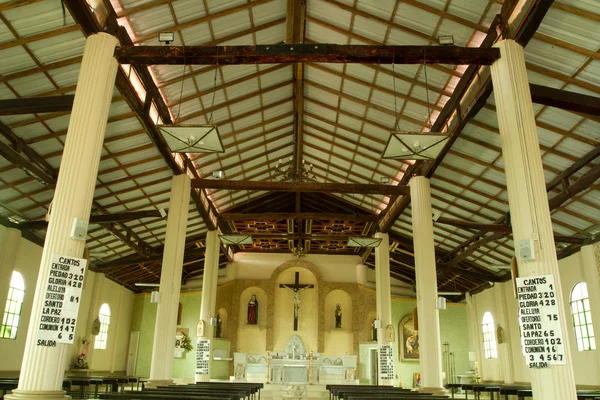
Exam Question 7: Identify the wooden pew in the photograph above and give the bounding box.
[517,389,600,400]
[332,388,431,400]
[184,382,263,400]
[0,380,18,400]
[150,386,250,400]
[345,396,448,400]
[327,384,403,400]
[98,392,240,400]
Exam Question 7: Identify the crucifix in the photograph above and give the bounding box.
[280,272,314,331]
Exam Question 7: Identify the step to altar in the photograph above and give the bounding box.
[260,383,329,400]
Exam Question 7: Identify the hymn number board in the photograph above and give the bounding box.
[379,344,394,380]
[196,339,211,375]
[37,254,87,347]
[516,275,566,368]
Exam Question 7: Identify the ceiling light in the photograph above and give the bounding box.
[219,234,253,245]
[135,282,160,287]
[274,157,316,182]
[382,132,449,160]
[291,245,307,258]
[158,124,224,153]
[380,176,391,184]
[212,170,223,179]
[438,291,462,296]
[438,35,454,46]
[347,237,382,247]
[158,32,174,45]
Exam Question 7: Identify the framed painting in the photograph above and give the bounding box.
[399,314,419,362]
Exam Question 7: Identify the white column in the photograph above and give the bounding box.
[7,33,118,400]
[410,176,444,391]
[374,232,394,385]
[147,174,191,386]
[195,230,220,382]
[491,39,577,400]
[0,228,22,310]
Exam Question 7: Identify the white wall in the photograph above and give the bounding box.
[467,244,600,385]
[0,227,135,374]
[234,252,362,282]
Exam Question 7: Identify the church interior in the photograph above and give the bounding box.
[0,0,599,399]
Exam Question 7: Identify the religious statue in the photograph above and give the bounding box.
[247,294,258,325]
[335,304,342,328]
[281,284,310,321]
[497,324,505,344]
[279,272,314,331]
[215,313,222,338]
[371,320,377,342]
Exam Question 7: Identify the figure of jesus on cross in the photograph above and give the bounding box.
[280,272,314,331]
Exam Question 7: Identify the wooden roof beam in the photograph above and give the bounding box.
[192,179,409,195]
[18,209,165,230]
[114,44,500,65]
[530,84,600,116]
[0,95,75,115]
[220,212,378,222]
[380,0,554,233]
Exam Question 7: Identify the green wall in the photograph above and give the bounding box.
[173,292,202,380]
[358,298,469,388]
[132,292,229,380]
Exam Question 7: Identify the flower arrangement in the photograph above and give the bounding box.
[180,333,193,352]
[74,339,89,369]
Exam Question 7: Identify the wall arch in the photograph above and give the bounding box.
[272,267,318,353]
[324,289,352,332]
[237,287,267,354]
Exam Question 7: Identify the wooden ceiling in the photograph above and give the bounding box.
[0,0,598,298]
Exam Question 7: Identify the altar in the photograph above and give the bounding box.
[270,358,319,384]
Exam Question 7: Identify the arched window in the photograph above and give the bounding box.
[482,311,497,359]
[1,271,25,339]
[570,282,595,351]
[94,303,111,350]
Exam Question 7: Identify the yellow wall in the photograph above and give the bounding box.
[468,244,600,385]
[0,226,134,375]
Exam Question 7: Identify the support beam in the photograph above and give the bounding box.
[219,212,378,222]
[95,242,207,270]
[530,84,600,116]
[64,0,220,233]
[0,95,74,115]
[0,138,56,185]
[379,0,552,233]
[19,209,165,230]
[114,44,500,65]
[192,179,409,195]
[435,217,587,244]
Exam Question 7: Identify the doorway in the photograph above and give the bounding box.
[369,348,378,384]
[126,331,139,376]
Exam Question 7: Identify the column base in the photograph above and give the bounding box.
[419,386,447,396]
[144,379,174,388]
[5,390,70,400]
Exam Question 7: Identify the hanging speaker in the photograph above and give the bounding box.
[150,291,161,303]
[437,297,447,310]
